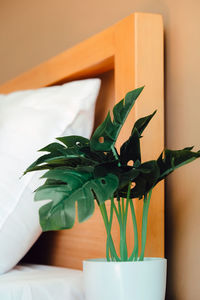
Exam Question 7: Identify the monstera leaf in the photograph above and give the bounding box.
[94,161,139,192]
[120,111,156,165]
[156,147,200,183]
[35,168,119,231]
[130,161,160,198]
[118,160,160,199]
[118,147,200,199]
[56,135,90,148]
[25,155,97,173]
[120,127,141,165]
[24,136,100,174]
[90,87,144,152]
[132,110,157,136]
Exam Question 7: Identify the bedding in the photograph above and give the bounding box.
[0,264,84,300]
[0,79,101,274]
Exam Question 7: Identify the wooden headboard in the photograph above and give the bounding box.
[0,13,164,270]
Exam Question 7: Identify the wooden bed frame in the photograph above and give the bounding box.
[0,13,164,270]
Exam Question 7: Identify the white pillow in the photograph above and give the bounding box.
[0,79,101,274]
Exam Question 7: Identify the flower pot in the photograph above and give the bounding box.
[83,257,167,300]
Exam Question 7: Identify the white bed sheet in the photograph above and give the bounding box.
[0,264,84,300]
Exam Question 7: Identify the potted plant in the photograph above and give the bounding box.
[25,87,200,300]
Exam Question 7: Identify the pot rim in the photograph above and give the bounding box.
[83,257,167,264]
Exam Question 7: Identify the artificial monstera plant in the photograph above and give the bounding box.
[24,87,200,262]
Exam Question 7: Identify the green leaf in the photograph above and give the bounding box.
[120,111,156,165]
[24,148,96,174]
[39,199,75,231]
[56,135,90,148]
[132,110,157,136]
[90,87,144,151]
[39,142,67,154]
[120,127,141,165]
[35,169,119,231]
[118,161,160,199]
[119,147,200,199]
[131,161,160,198]
[78,146,109,163]
[94,161,139,191]
[157,148,200,182]
[24,134,112,175]
[24,153,59,174]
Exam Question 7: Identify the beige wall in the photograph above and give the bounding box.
[1,0,200,299]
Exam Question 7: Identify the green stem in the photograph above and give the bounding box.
[124,197,129,230]
[106,239,110,261]
[124,183,131,226]
[112,199,123,257]
[129,198,138,261]
[112,197,128,261]
[118,199,122,222]
[105,198,114,261]
[113,199,120,220]
[139,189,152,261]
[123,185,132,259]
[122,198,125,220]
[117,185,131,261]
[111,145,121,167]
[107,197,114,261]
[118,199,128,261]
[99,202,120,261]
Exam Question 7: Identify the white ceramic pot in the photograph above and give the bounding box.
[83,257,167,300]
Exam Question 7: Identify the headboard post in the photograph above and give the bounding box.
[114,13,164,257]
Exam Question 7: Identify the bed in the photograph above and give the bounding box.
[0,12,164,299]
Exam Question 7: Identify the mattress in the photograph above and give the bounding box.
[0,264,84,300]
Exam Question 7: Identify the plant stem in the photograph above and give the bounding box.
[124,185,130,227]
[113,199,120,220]
[112,196,128,261]
[106,240,110,261]
[124,197,129,232]
[108,197,114,261]
[111,145,121,167]
[106,199,114,262]
[129,198,138,261]
[99,202,120,261]
[121,186,132,261]
[139,189,152,261]
[122,198,125,218]
[118,199,128,261]
[118,198,122,222]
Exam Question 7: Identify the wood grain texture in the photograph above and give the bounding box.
[114,13,164,258]
[0,13,164,269]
